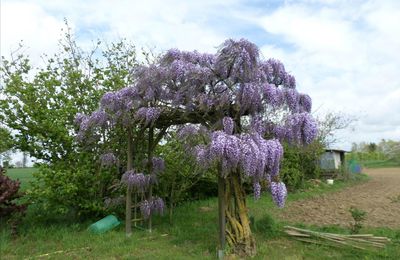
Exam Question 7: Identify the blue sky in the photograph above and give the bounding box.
[1,0,400,159]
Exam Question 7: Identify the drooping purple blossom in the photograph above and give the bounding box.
[104,196,125,208]
[263,84,283,107]
[285,113,318,145]
[100,153,118,167]
[299,94,312,113]
[267,59,286,86]
[140,197,165,219]
[215,38,260,82]
[135,107,161,126]
[74,113,87,126]
[302,114,318,144]
[152,157,165,174]
[151,197,165,215]
[140,199,151,219]
[270,182,287,208]
[284,88,300,112]
[178,124,200,139]
[283,74,296,89]
[250,116,265,136]
[194,145,210,168]
[222,117,234,135]
[121,171,149,192]
[253,182,261,200]
[237,83,262,114]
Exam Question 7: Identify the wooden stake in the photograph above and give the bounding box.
[218,174,226,257]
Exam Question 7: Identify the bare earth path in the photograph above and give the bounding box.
[277,168,400,228]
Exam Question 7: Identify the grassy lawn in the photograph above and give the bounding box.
[361,159,400,168]
[5,167,38,191]
[1,171,399,259]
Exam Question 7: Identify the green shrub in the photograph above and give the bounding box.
[27,162,118,219]
[155,135,217,212]
[280,141,324,190]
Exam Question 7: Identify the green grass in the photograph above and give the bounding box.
[361,159,400,168]
[1,171,399,259]
[5,167,38,191]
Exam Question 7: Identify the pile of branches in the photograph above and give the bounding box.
[0,166,27,218]
[284,226,391,250]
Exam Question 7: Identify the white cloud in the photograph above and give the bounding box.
[257,0,400,148]
[1,1,64,62]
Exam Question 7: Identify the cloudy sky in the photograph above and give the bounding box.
[1,0,400,152]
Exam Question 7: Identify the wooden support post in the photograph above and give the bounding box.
[147,127,154,233]
[125,129,133,237]
[218,175,226,259]
[134,193,137,227]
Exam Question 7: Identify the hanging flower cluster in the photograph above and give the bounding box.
[139,197,165,219]
[270,182,287,208]
[100,153,118,167]
[121,171,156,192]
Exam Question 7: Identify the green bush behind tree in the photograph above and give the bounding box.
[1,26,138,218]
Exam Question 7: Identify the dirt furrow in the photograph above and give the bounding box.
[277,168,400,228]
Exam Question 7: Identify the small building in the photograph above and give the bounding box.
[320,149,346,171]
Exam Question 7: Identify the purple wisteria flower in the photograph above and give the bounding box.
[215,38,259,82]
[74,113,87,126]
[253,182,261,200]
[263,84,283,108]
[194,145,210,168]
[121,171,150,192]
[222,117,234,135]
[100,153,118,167]
[152,157,165,174]
[284,89,300,112]
[270,182,287,208]
[140,197,165,219]
[238,83,262,114]
[135,107,161,126]
[299,94,312,113]
[140,200,151,219]
[285,113,318,145]
[151,197,165,215]
[250,116,265,135]
[178,124,199,139]
[104,196,125,208]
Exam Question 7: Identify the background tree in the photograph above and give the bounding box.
[0,127,14,167]
[316,112,356,147]
[0,25,140,217]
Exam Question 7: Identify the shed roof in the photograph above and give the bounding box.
[324,149,348,153]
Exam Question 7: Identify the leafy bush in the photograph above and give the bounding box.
[155,134,217,221]
[27,162,118,219]
[349,207,367,234]
[0,166,26,218]
[1,26,140,219]
[280,141,324,190]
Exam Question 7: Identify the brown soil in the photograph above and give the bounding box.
[277,168,400,228]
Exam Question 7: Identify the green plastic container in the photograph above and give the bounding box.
[88,215,120,234]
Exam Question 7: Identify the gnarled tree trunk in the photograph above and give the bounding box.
[224,171,256,256]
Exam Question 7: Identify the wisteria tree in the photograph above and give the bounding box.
[76,39,317,256]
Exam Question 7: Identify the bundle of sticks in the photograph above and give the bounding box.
[284,226,391,250]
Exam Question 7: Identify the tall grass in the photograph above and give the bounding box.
[1,170,399,259]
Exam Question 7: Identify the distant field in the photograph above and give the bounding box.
[5,167,37,191]
[361,159,400,168]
